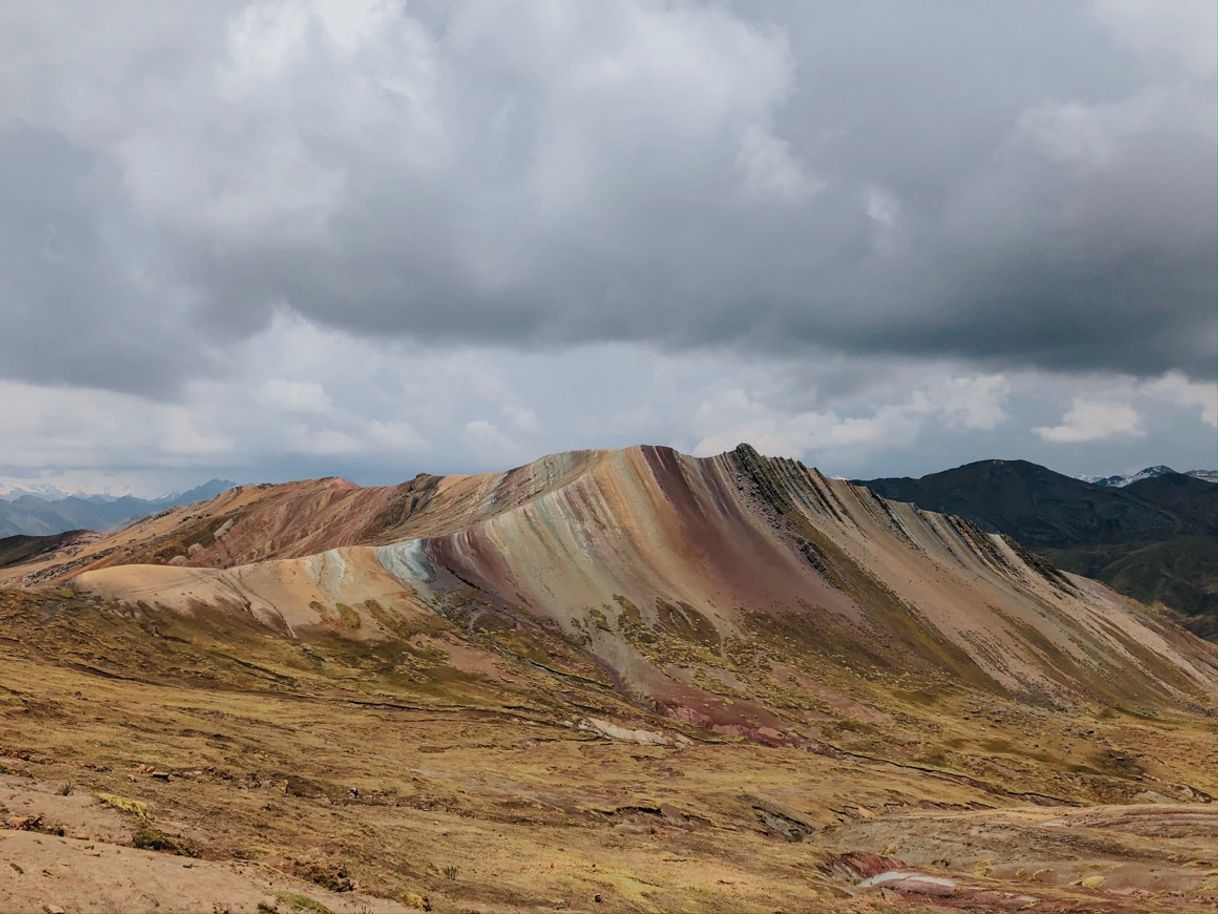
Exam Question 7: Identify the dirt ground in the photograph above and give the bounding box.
[1,591,1214,913]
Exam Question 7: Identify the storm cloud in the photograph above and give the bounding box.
[2,0,1214,394]
[0,1,1213,488]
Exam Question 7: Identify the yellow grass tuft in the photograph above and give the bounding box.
[96,792,149,819]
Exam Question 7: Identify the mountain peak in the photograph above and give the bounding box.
[1082,465,1181,488]
[8,442,1206,717]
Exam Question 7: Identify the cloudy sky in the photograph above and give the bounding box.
[1,0,1214,495]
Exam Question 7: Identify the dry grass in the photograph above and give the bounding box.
[0,588,1214,912]
[96,792,149,820]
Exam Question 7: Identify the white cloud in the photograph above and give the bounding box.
[368,419,430,452]
[1090,0,1217,79]
[690,373,1009,464]
[929,375,1011,430]
[0,308,1207,489]
[256,379,334,414]
[463,419,521,462]
[502,404,539,432]
[0,381,234,469]
[1016,86,1216,176]
[865,187,899,227]
[737,125,820,202]
[1143,371,1217,428]
[1034,398,1144,443]
[692,389,837,457]
[305,428,363,456]
[163,411,234,456]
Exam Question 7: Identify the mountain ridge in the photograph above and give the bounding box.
[858,459,1218,638]
[7,444,1209,720]
[1,443,1213,911]
[1082,466,1218,488]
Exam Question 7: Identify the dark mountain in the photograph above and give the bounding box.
[1123,472,1218,528]
[858,460,1218,640]
[857,459,1200,546]
[0,479,236,538]
[0,530,88,569]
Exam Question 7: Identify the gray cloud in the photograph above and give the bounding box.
[0,125,215,392]
[0,0,1213,402]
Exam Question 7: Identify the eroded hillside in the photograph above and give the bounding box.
[0,445,1213,913]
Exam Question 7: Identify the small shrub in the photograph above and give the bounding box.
[294,860,354,893]
[57,781,75,796]
[443,864,458,881]
[132,823,192,856]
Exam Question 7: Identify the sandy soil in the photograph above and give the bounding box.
[0,829,415,914]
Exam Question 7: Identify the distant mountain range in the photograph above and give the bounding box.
[859,460,1218,640]
[0,482,79,500]
[0,479,236,537]
[1080,465,1218,488]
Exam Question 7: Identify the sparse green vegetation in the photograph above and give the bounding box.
[132,823,192,856]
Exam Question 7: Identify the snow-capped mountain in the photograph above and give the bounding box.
[1080,466,1217,488]
[0,479,237,537]
[0,482,76,501]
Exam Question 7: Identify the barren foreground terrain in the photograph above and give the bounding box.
[0,446,1213,912]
